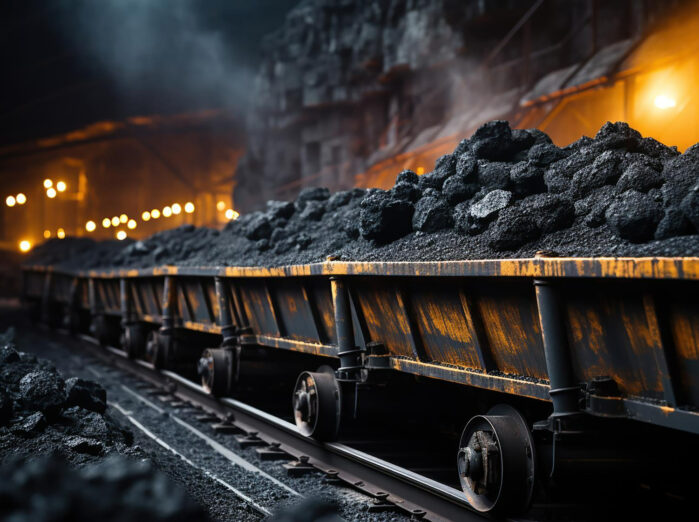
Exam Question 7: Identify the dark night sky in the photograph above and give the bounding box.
[0,0,298,145]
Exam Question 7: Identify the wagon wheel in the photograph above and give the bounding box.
[292,366,341,441]
[145,331,168,369]
[122,323,147,359]
[457,404,535,515]
[198,347,236,396]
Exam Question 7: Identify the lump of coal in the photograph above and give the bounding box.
[359,190,414,244]
[616,161,664,193]
[244,214,273,240]
[528,143,565,167]
[470,189,512,222]
[488,209,539,251]
[18,370,66,417]
[594,121,642,151]
[391,181,421,202]
[396,169,419,185]
[509,162,545,196]
[326,190,353,210]
[267,200,296,219]
[295,186,330,211]
[11,411,46,437]
[65,377,106,414]
[442,175,477,204]
[65,435,104,455]
[471,120,513,160]
[526,193,575,234]
[605,190,663,242]
[300,200,325,221]
[572,150,623,197]
[412,195,453,232]
[477,161,510,190]
[455,153,477,179]
[655,207,692,240]
[680,183,699,231]
[1,344,20,364]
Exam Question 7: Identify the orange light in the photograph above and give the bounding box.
[111,216,120,227]
[119,213,128,223]
[141,211,151,221]
[16,193,26,204]
[225,208,239,220]
[46,187,57,198]
[184,202,195,213]
[57,228,65,239]
[102,218,111,228]
[127,219,136,229]
[56,181,67,192]
[150,209,160,219]
[116,230,127,240]
[416,167,425,175]
[654,94,677,110]
[171,203,182,215]
[216,200,226,211]
[43,179,53,189]
[5,195,16,207]
[163,206,172,218]
[43,230,51,239]
[19,240,31,252]
[85,220,96,232]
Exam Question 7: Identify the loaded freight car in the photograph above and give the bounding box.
[21,254,699,515]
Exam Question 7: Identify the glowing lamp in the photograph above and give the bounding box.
[184,202,195,214]
[46,187,57,198]
[127,219,136,229]
[43,230,51,239]
[654,95,677,110]
[163,206,172,217]
[216,200,226,211]
[172,203,182,215]
[119,213,127,223]
[111,216,120,227]
[6,195,16,207]
[85,220,96,232]
[19,240,31,252]
[225,209,239,220]
[57,228,65,239]
[151,209,161,219]
[16,193,26,204]
[416,167,425,175]
[102,218,111,228]
[116,230,127,240]
[142,211,151,221]
[56,181,67,192]
[43,179,53,189]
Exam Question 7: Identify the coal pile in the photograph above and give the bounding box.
[31,121,699,270]
[0,454,208,522]
[0,329,135,464]
[26,237,133,270]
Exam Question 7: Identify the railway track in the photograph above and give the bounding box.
[71,332,484,522]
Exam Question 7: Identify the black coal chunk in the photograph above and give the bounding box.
[528,143,565,167]
[572,150,623,197]
[616,161,664,193]
[18,370,66,417]
[680,183,699,231]
[471,120,513,160]
[267,200,296,219]
[1,344,20,364]
[12,411,46,437]
[488,209,539,251]
[391,181,421,202]
[327,190,353,210]
[544,149,595,193]
[605,190,663,242]
[412,196,453,232]
[461,189,512,235]
[509,161,545,196]
[65,436,103,455]
[359,190,414,244]
[477,161,510,190]
[396,169,419,185]
[455,153,477,179]
[526,193,575,234]
[299,200,325,221]
[244,213,273,240]
[655,207,692,239]
[65,377,106,414]
[442,175,478,204]
[593,121,642,151]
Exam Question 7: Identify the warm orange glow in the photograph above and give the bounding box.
[184,202,195,213]
[5,195,15,207]
[151,209,160,219]
[57,228,65,239]
[43,230,51,239]
[43,179,53,189]
[111,216,120,227]
[127,219,136,229]
[119,213,128,223]
[654,94,677,110]
[216,200,226,211]
[225,208,239,220]
[16,193,26,204]
[142,211,151,221]
[416,167,425,175]
[163,206,172,217]
[102,218,111,228]
[46,187,57,198]
[56,181,67,192]
[116,230,127,240]
[19,240,31,252]
[85,220,96,232]
[171,203,182,215]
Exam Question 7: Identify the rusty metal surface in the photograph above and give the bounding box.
[20,256,699,433]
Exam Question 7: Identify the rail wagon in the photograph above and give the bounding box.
[21,255,699,515]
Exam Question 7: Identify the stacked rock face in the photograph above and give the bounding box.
[29,121,699,271]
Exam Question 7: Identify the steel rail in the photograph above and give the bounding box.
[73,337,484,522]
